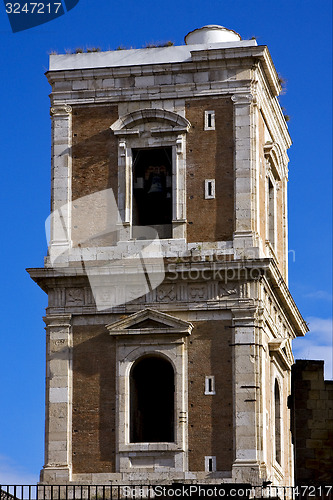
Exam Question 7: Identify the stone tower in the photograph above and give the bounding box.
[28,25,308,486]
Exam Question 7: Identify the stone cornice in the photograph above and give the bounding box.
[46,44,280,95]
[43,313,72,327]
[28,258,307,337]
[256,65,292,152]
[46,58,251,83]
[263,260,308,337]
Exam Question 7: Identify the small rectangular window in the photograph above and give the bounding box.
[204,110,215,130]
[205,456,216,472]
[205,376,215,395]
[205,179,215,199]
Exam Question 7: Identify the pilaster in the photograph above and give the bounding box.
[232,93,259,259]
[49,105,72,260]
[231,306,261,483]
[41,314,72,483]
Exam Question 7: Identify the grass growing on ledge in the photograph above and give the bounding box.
[144,40,174,48]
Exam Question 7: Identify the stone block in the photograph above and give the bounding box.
[135,75,155,87]
[154,74,173,85]
[47,431,68,442]
[72,80,88,90]
[306,438,323,449]
[49,387,68,403]
[54,81,73,91]
[308,390,320,399]
[175,73,194,84]
[236,69,251,80]
[310,429,328,440]
[302,371,319,381]
[115,77,135,87]
[194,72,209,83]
[320,390,329,399]
[102,78,115,88]
[49,376,69,388]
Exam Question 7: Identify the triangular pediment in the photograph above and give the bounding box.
[128,318,166,329]
[106,308,192,336]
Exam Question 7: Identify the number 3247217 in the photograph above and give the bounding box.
[6,3,62,14]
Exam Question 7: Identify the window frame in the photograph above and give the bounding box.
[204,375,216,395]
[204,179,216,200]
[204,110,216,131]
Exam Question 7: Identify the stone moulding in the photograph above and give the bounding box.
[269,338,294,370]
[110,108,191,135]
[106,307,193,336]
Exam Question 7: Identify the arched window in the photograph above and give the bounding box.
[274,379,281,465]
[130,356,175,443]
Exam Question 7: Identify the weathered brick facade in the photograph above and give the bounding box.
[71,320,234,475]
[28,25,308,487]
[188,320,233,472]
[72,324,117,474]
[185,97,234,242]
[72,105,119,201]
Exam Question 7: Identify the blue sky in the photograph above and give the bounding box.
[0,0,332,486]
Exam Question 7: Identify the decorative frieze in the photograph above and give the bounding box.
[48,280,241,310]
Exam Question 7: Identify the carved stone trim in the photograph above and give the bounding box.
[231,93,253,105]
[264,141,284,181]
[111,108,191,134]
[107,308,193,336]
[43,313,72,327]
[269,338,293,370]
[50,104,72,116]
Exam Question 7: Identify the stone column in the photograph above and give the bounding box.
[49,105,72,261]
[116,138,131,240]
[231,307,261,484]
[172,136,187,239]
[41,314,72,483]
[232,93,259,259]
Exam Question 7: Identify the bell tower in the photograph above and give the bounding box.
[28,25,307,487]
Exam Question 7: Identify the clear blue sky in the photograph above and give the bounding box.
[0,0,332,485]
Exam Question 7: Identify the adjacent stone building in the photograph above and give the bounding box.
[291,360,333,484]
[28,25,308,486]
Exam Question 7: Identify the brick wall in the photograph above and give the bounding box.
[292,360,333,484]
[185,97,234,243]
[188,320,233,472]
[71,105,119,247]
[72,104,119,200]
[72,324,117,473]
[72,318,233,475]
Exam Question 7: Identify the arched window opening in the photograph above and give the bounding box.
[132,147,172,238]
[130,356,175,443]
[274,379,281,465]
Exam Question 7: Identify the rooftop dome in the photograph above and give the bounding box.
[184,25,241,45]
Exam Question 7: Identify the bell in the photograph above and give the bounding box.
[148,174,163,194]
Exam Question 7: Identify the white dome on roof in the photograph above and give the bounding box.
[184,25,241,45]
